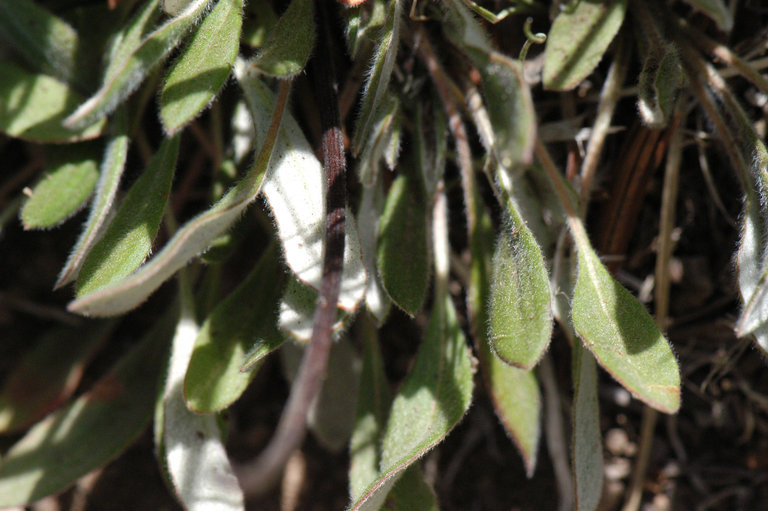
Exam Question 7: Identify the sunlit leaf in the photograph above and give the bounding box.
[469,200,540,476]
[67,65,283,316]
[489,202,552,369]
[571,234,680,413]
[56,108,130,288]
[572,342,603,511]
[0,0,83,88]
[21,144,100,229]
[377,173,429,316]
[162,302,244,510]
[351,0,401,156]
[0,324,109,434]
[261,110,367,311]
[75,135,179,298]
[160,0,244,134]
[250,0,315,78]
[0,314,172,507]
[357,182,391,324]
[543,0,627,91]
[64,0,213,129]
[0,61,105,142]
[350,296,474,510]
[184,243,285,413]
[278,276,349,342]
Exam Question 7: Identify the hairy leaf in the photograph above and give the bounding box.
[572,235,680,413]
[489,202,552,369]
[470,201,540,476]
[278,276,348,342]
[377,173,430,316]
[57,108,130,287]
[64,0,213,129]
[572,342,603,511]
[0,0,82,88]
[358,182,391,324]
[543,0,627,91]
[162,303,244,511]
[67,66,282,316]
[0,325,109,434]
[350,296,474,510]
[352,0,401,156]
[0,61,105,142]
[21,145,99,229]
[75,135,179,298]
[0,314,171,507]
[250,0,315,78]
[160,0,244,134]
[184,243,285,413]
[637,43,684,128]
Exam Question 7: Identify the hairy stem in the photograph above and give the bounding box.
[238,0,346,496]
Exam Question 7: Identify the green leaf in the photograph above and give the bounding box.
[250,0,315,78]
[489,202,552,369]
[21,144,99,229]
[0,313,171,507]
[637,43,684,128]
[104,0,162,81]
[0,0,83,89]
[160,0,244,134]
[356,96,401,187]
[56,108,130,288]
[384,467,439,511]
[350,296,474,510]
[543,0,627,91]
[571,235,680,413]
[377,173,430,316]
[261,112,367,311]
[64,0,213,130]
[184,243,285,413]
[470,201,540,476]
[278,276,349,342]
[349,318,391,501]
[75,135,180,298]
[351,0,401,156]
[572,342,603,511]
[681,0,732,32]
[241,1,277,48]
[358,182,391,324]
[0,60,105,142]
[67,64,282,316]
[0,324,109,434]
[161,299,244,510]
[440,1,535,171]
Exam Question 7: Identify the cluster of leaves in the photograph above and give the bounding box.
[0,0,766,509]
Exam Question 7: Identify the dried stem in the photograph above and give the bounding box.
[238,0,346,496]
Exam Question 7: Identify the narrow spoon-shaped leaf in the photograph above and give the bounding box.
[351,0,401,156]
[162,296,245,511]
[349,296,474,510]
[470,197,540,476]
[21,145,99,229]
[543,0,627,91]
[0,313,172,507]
[571,228,680,413]
[160,0,244,134]
[64,0,214,130]
[489,202,552,369]
[67,67,287,317]
[377,173,430,316]
[75,135,179,297]
[357,182,391,324]
[0,61,105,142]
[0,0,82,88]
[184,243,285,413]
[0,324,109,434]
[572,341,603,511]
[250,0,315,78]
[56,108,130,288]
